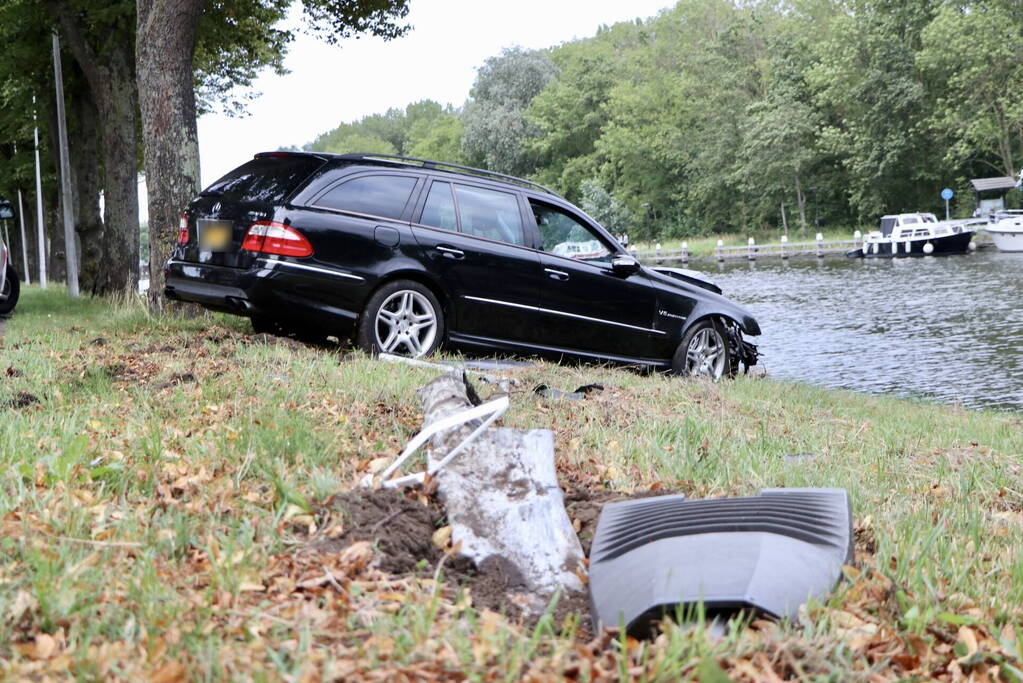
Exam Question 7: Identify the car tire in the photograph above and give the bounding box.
[0,265,20,316]
[356,280,444,358]
[671,318,734,380]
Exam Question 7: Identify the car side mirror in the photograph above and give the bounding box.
[611,254,641,276]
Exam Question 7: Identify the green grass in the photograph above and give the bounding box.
[2,286,1022,679]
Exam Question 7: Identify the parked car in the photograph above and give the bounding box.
[0,234,19,316]
[164,153,760,378]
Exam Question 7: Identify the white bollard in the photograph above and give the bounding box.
[681,241,689,264]
[816,232,824,258]
[655,242,662,264]
[748,236,756,261]
[780,234,789,259]
[716,238,724,262]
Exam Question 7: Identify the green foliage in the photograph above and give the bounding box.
[919,2,1023,179]
[461,47,558,176]
[579,179,633,236]
[304,100,460,159]
[405,113,465,163]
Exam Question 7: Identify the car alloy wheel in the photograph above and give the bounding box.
[684,326,727,379]
[374,290,438,357]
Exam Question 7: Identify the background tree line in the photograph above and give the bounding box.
[306,0,1023,242]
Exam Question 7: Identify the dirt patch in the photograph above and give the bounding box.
[2,391,40,410]
[315,488,446,574]
[152,372,197,392]
[309,486,598,632]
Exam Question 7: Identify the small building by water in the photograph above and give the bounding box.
[971,176,1018,218]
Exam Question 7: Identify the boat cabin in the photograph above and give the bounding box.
[878,213,942,240]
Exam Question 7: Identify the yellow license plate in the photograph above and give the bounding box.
[198,220,232,251]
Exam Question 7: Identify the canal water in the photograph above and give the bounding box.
[707,249,1023,412]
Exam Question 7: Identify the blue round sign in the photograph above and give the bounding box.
[941,188,954,201]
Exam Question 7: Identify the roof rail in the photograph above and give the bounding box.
[337,153,561,197]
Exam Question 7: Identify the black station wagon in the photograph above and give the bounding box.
[165,153,760,378]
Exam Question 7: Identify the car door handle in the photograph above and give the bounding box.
[545,268,569,281]
[436,245,464,260]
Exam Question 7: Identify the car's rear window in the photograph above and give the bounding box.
[200,156,325,205]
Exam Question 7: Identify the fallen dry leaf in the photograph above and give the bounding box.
[149,660,187,683]
[432,525,452,549]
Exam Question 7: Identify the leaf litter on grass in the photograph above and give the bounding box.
[4,289,1023,679]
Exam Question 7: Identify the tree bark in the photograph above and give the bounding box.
[46,1,140,295]
[71,85,105,295]
[46,102,67,284]
[137,0,204,312]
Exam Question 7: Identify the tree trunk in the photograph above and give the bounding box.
[46,102,67,285]
[71,85,105,295]
[794,172,808,236]
[97,52,141,294]
[137,0,203,312]
[780,201,788,235]
[46,2,140,295]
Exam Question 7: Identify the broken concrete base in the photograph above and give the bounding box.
[418,373,585,603]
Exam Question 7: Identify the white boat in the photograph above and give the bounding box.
[985,210,1023,252]
[848,213,976,258]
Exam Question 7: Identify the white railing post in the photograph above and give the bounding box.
[748,237,756,261]
[816,232,824,258]
[716,239,724,262]
[681,241,689,264]
[780,234,789,260]
[655,242,662,264]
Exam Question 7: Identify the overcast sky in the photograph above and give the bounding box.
[136,0,673,220]
[193,0,674,187]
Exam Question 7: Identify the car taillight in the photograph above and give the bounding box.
[177,214,188,243]
[241,221,313,258]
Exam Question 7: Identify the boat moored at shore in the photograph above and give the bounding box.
[984,210,1023,252]
[847,213,976,258]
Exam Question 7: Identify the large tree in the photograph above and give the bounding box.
[45,0,140,293]
[461,47,558,177]
[139,0,412,311]
[920,2,1023,179]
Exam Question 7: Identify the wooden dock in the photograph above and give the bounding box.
[633,234,861,265]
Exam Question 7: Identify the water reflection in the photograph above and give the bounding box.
[709,250,1023,411]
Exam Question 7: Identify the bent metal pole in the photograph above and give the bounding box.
[51,32,79,297]
[33,96,47,288]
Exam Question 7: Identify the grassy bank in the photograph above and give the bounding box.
[2,287,1023,679]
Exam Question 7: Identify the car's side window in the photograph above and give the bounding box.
[314,174,418,219]
[452,184,526,246]
[420,181,458,231]
[530,200,613,264]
